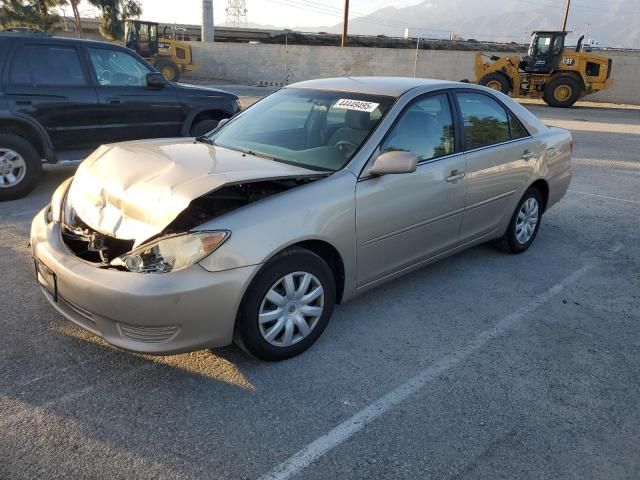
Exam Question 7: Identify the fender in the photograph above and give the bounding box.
[0,112,55,161]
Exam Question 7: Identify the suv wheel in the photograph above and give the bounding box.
[190,118,221,137]
[235,247,336,361]
[0,134,42,201]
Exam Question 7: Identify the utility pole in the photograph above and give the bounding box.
[341,0,349,47]
[561,0,571,32]
[202,0,215,42]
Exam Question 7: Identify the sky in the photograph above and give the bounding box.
[69,0,423,28]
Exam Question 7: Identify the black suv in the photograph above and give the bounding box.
[0,33,241,200]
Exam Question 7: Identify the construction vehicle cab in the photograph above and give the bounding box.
[521,31,566,74]
[124,20,196,82]
[474,30,612,108]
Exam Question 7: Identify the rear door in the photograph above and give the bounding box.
[85,46,182,142]
[355,92,467,286]
[454,91,538,242]
[2,40,101,152]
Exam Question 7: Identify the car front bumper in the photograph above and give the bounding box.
[30,208,259,355]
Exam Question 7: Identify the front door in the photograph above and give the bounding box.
[454,91,538,242]
[86,46,183,143]
[355,93,466,286]
[3,41,100,152]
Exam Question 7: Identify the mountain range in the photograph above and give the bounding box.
[247,0,639,49]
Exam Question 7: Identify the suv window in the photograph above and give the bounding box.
[457,92,511,150]
[10,44,86,86]
[381,94,455,161]
[88,48,151,86]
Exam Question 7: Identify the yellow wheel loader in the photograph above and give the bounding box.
[474,31,612,108]
[124,20,196,82]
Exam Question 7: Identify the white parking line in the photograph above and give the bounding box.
[259,262,596,480]
[568,190,640,206]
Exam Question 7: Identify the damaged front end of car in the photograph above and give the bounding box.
[59,176,323,273]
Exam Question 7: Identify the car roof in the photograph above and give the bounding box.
[287,77,458,97]
[0,32,125,48]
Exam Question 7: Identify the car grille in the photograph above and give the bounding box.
[117,323,180,344]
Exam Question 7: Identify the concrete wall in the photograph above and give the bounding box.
[188,42,640,105]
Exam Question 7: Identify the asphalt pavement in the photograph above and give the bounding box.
[1,97,638,479]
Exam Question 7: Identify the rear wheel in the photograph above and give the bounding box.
[235,247,336,361]
[0,133,42,201]
[479,72,511,94]
[154,59,180,82]
[495,187,543,254]
[543,76,581,108]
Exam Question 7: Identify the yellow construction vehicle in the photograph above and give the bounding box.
[124,20,196,82]
[474,31,612,107]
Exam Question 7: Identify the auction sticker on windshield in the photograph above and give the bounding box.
[334,99,380,113]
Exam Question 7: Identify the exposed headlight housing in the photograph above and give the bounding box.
[111,231,230,273]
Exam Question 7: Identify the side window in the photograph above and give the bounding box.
[380,94,455,161]
[457,93,510,150]
[88,48,151,86]
[509,114,529,139]
[10,44,86,86]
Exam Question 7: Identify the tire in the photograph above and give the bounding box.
[235,247,336,361]
[495,187,543,254]
[154,59,180,82]
[0,133,42,201]
[479,72,511,94]
[190,118,221,137]
[543,76,581,108]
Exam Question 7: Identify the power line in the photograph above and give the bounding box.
[265,0,520,40]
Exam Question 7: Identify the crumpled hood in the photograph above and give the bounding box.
[66,139,318,246]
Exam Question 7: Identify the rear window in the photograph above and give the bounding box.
[9,44,86,86]
[456,92,529,150]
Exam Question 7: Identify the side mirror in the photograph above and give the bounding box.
[217,118,230,128]
[146,72,167,88]
[369,150,418,176]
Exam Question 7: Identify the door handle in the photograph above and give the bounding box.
[446,170,465,183]
[15,99,31,105]
[521,150,535,160]
[106,97,121,104]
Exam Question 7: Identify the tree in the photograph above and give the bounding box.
[87,0,141,41]
[68,0,82,37]
[0,0,66,32]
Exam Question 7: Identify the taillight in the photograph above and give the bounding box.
[570,141,574,154]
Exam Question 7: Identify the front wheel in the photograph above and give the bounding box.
[495,187,543,254]
[235,247,336,361]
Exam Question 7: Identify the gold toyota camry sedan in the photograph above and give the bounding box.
[31,77,572,360]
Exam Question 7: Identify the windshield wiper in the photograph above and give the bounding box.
[194,135,213,145]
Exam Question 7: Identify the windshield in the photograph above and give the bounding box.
[210,88,395,171]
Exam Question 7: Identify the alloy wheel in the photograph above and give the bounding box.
[0,148,27,188]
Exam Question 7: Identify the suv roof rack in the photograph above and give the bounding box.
[0,28,51,36]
